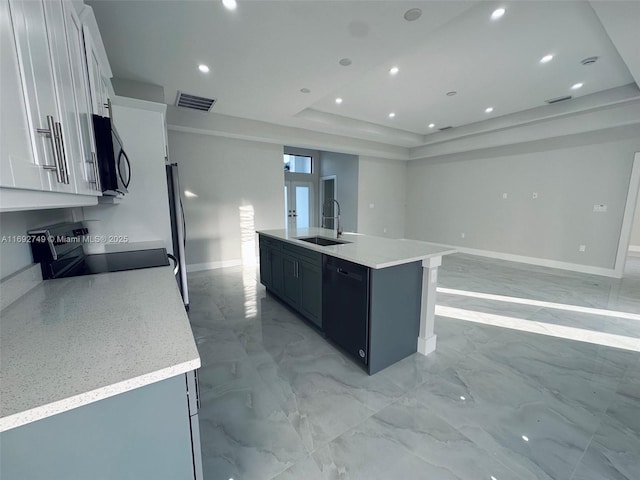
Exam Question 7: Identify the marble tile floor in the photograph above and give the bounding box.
[437,255,640,350]
[187,253,640,480]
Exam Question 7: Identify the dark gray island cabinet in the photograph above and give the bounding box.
[258,230,454,374]
[260,235,323,328]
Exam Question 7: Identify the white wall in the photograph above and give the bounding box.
[167,131,284,270]
[111,78,165,104]
[357,156,406,238]
[0,209,74,279]
[406,125,640,271]
[629,186,640,249]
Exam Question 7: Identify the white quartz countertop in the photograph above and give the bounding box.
[0,266,200,432]
[257,228,456,269]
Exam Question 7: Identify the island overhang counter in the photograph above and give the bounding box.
[257,228,456,373]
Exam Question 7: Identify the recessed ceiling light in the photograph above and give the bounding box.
[571,82,584,90]
[388,112,396,118]
[222,0,237,11]
[198,64,210,73]
[339,58,352,67]
[446,91,457,96]
[389,66,399,75]
[300,88,310,93]
[540,54,553,64]
[428,123,435,128]
[581,56,598,66]
[184,190,198,198]
[404,8,422,21]
[335,97,343,104]
[491,8,506,20]
[485,107,494,113]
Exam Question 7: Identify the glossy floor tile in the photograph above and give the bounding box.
[188,254,640,480]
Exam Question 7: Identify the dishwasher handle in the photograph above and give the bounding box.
[336,267,363,282]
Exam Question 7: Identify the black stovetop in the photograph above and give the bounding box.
[49,248,170,279]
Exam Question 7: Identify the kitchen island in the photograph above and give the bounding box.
[0,264,202,479]
[257,228,455,373]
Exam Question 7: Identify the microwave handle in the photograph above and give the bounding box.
[117,149,131,188]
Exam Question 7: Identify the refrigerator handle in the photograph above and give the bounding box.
[167,253,179,275]
[171,165,190,307]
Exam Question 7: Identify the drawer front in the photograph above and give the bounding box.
[282,242,322,266]
[259,235,282,250]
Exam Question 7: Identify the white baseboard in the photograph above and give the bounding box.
[437,244,619,278]
[187,259,243,273]
[629,245,640,255]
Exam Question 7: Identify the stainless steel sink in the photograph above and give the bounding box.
[297,236,351,247]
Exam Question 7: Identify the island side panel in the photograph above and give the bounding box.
[417,256,442,355]
[0,375,194,480]
[368,261,422,374]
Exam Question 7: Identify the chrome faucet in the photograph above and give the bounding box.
[322,199,342,237]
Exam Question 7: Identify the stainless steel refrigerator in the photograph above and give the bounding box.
[166,163,190,310]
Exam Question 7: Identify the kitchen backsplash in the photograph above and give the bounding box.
[0,208,79,279]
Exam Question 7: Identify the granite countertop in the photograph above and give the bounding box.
[0,265,200,432]
[257,228,456,269]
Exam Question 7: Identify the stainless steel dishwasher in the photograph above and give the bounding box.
[322,256,370,367]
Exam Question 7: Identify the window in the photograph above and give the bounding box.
[283,154,312,174]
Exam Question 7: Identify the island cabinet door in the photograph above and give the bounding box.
[282,253,300,308]
[298,258,322,327]
[259,246,272,288]
[270,249,285,297]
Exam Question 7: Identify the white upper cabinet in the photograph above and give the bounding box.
[0,0,38,190]
[81,9,112,118]
[2,0,60,191]
[1,0,112,211]
[62,1,101,195]
[41,0,81,194]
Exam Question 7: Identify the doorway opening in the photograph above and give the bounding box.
[285,180,314,229]
[320,175,337,230]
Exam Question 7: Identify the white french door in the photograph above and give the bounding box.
[285,180,314,230]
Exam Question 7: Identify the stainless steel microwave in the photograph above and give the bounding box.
[92,114,130,196]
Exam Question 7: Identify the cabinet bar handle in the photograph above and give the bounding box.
[36,115,64,183]
[88,152,101,191]
[54,122,70,184]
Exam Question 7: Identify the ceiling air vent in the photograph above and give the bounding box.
[175,91,216,112]
[545,95,572,104]
[439,126,453,131]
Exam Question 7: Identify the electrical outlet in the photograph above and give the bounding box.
[502,193,508,199]
[369,203,375,209]
[579,245,586,252]
[383,228,387,233]
[461,233,465,238]
[532,192,538,199]
[593,204,607,213]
